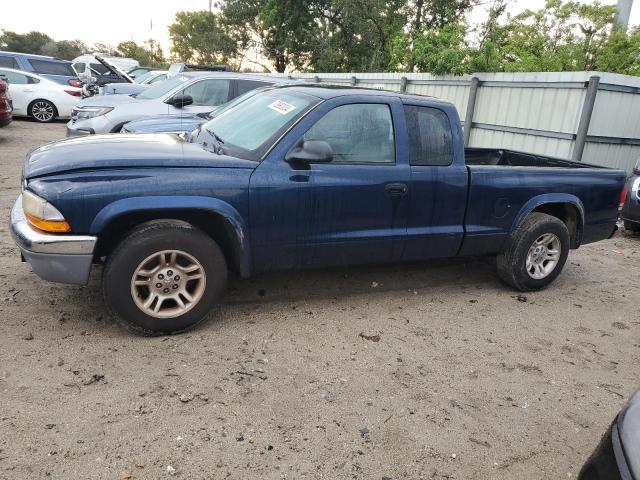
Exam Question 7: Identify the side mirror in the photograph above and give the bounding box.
[166,94,193,108]
[285,140,333,164]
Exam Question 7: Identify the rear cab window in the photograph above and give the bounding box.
[404,104,454,166]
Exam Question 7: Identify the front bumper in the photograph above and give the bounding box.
[10,195,97,285]
[66,115,113,137]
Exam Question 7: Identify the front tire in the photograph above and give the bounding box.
[28,99,57,123]
[497,212,570,291]
[102,221,227,335]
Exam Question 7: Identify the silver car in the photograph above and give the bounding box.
[101,70,168,96]
[66,72,279,136]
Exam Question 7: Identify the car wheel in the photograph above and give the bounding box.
[102,220,227,335]
[624,219,640,232]
[28,99,57,123]
[497,212,570,291]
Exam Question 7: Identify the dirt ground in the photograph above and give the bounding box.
[0,120,639,480]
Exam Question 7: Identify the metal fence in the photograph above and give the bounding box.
[269,71,640,173]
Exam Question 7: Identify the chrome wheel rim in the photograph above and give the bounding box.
[525,233,561,279]
[130,250,206,318]
[32,101,54,122]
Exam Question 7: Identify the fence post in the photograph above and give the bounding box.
[351,76,357,86]
[463,77,480,147]
[400,76,408,93]
[572,75,600,162]
[314,75,320,83]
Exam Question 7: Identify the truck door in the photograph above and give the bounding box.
[249,96,410,272]
[402,104,468,260]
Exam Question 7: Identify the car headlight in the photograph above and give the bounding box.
[74,106,113,120]
[22,191,70,233]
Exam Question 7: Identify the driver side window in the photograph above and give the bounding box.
[182,79,230,107]
[303,103,395,164]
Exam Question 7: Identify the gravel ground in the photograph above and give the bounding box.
[1,120,639,480]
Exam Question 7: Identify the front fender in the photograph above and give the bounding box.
[510,193,585,243]
[91,196,251,276]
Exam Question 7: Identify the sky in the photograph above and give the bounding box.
[1,0,640,57]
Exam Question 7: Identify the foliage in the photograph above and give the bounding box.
[0,30,53,55]
[4,0,640,76]
[169,11,239,65]
[116,39,166,67]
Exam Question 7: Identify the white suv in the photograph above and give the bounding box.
[66,72,277,136]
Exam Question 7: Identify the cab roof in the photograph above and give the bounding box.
[264,83,451,106]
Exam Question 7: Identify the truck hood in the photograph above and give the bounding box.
[24,134,258,179]
[124,114,207,134]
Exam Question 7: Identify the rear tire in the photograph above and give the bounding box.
[624,219,640,232]
[28,99,57,123]
[102,221,227,335]
[497,212,570,292]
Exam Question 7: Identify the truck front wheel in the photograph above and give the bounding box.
[497,212,570,291]
[102,221,227,335]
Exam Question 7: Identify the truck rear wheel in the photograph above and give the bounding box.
[497,212,570,291]
[102,221,227,335]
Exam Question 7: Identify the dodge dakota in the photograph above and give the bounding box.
[10,85,627,335]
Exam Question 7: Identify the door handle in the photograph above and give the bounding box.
[24,89,33,92]
[384,183,408,196]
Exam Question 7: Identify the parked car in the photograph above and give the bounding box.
[0,51,79,86]
[127,66,154,80]
[0,68,81,122]
[579,390,639,479]
[72,54,139,78]
[0,78,12,127]
[120,82,294,134]
[621,159,640,232]
[11,85,626,335]
[66,72,288,136]
[101,70,168,96]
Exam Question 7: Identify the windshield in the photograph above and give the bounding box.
[207,88,265,119]
[137,75,188,100]
[134,71,156,84]
[196,89,320,161]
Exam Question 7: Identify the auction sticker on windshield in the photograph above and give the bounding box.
[268,100,296,115]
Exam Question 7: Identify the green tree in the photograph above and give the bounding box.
[55,40,88,60]
[0,30,53,54]
[220,0,406,72]
[468,0,622,73]
[169,11,239,65]
[116,40,165,66]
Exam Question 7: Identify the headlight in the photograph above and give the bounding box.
[22,191,71,233]
[73,106,113,120]
[634,158,640,175]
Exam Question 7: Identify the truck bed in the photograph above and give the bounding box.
[465,147,603,169]
[460,147,625,257]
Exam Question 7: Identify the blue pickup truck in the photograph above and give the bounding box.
[10,85,626,335]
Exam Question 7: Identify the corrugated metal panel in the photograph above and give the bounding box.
[473,85,584,133]
[589,90,640,139]
[470,128,574,159]
[582,142,640,171]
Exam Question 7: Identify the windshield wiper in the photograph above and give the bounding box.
[188,124,202,143]
[205,128,225,154]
